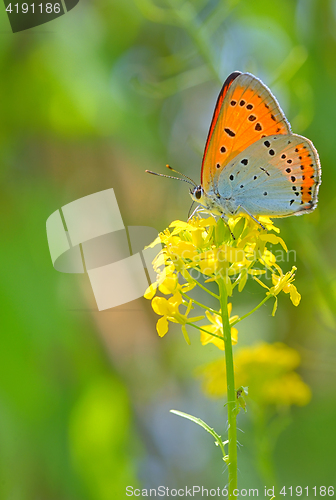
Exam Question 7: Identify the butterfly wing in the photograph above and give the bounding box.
[201,72,291,192]
[216,134,321,216]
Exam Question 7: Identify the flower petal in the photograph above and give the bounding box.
[156,317,169,337]
[181,325,191,345]
[159,274,178,294]
[289,285,301,306]
[152,297,169,316]
[144,283,157,300]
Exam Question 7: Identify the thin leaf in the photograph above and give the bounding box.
[170,409,228,460]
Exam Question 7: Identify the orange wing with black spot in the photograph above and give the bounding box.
[292,140,319,205]
[201,72,291,191]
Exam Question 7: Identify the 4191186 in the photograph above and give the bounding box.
[6,3,61,14]
[279,486,334,496]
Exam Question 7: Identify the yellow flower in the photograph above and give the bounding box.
[144,282,157,300]
[144,263,177,299]
[159,273,178,295]
[144,261,196,301]
[151,292,204,343]
[262,372,312,406]
[271,265,301,306]
[147,216,290,289]
[257,216,280,233]
[197,342,311,407]
[144,215,300,343]
[254,266,301,315]
[170,217,217,233]
[259,249,276,268]
[200,304,239,350]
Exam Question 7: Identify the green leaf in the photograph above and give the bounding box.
[215,218,230,245]
[170,409,228,461]
[232,217,246,240]
[238,268,247,292]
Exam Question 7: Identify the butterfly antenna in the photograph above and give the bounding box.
[146,164,197,187]
[145,170,194,186]
[165,165,197,187]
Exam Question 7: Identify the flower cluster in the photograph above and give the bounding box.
[197,342,311,407]
[145,214,301,345]
[144,213,309,478]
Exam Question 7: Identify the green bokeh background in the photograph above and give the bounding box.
[1,0,336,498]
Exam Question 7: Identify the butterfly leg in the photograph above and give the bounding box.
[236,206,266,230]
[220,214,236,240]
[187,204,203,221]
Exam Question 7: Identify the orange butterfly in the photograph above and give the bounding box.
[149,72,321,222]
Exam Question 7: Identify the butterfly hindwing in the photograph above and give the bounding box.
[201,73,291,192]
[216,134,321,217]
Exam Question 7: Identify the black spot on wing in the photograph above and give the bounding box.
[224,128,235,137]
[260,167,270,176]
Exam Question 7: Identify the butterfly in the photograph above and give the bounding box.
[189,71,321,222]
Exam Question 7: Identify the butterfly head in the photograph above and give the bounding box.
[190,185,205,204]
[190,185,225,216]
[189,185,208,215]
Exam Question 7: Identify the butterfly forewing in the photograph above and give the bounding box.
[201,73,291,192]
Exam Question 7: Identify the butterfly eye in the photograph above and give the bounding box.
[194,186,203,200]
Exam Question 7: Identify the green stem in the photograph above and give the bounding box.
[185,321,225,342]
[181,292,221,315]
[231,295,272,326]
[184,270,220,299]
[218,278,237,497]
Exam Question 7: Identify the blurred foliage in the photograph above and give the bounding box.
[1,0,336,498]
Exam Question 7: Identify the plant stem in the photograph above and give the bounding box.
[218,277,237,497]
[185,321,224,342]
[184,270,219,299]
[231,295,272,326]
[181,291,221,315]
